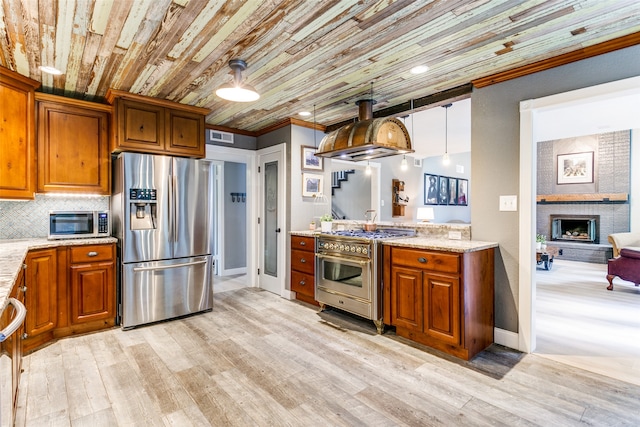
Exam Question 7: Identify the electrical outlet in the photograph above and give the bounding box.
[381,200,384,206]
[448,231,462,240]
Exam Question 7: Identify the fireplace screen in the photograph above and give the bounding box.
[550,215,598,243]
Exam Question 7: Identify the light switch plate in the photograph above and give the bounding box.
[381,200,385,206]
[499,195,518,211]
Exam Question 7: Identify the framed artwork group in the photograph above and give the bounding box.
[424,174,467,206]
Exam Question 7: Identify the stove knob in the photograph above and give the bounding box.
[350,246,356,252]
[339,244,345,251]
[356,247,362,253]
[362,248,368,255]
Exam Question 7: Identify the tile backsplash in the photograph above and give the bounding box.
[0,195,110,239]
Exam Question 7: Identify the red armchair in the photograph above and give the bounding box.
[607,248,640,291]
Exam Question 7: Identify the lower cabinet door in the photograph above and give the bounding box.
[69,261,114,324]
[423,273,460,345]
[390,266,423,331]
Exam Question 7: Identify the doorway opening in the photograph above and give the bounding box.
[206,145,256,293]
[519,75,640,382]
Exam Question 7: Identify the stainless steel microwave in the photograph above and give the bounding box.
[48,211,110,240]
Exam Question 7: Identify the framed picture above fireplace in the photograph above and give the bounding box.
[557,151,594,185]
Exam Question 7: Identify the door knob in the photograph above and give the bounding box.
[275,228,281,233]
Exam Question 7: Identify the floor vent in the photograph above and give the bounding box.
[209,130,234,144]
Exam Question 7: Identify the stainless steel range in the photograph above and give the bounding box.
[315,228,415,333]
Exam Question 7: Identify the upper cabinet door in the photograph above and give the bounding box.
[166,109,205,158]
[106,89,209,158]
[116,98,165,153]
[0,68,40,199]
[36,94,111,194]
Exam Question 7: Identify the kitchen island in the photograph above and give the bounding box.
[382,237,497,360]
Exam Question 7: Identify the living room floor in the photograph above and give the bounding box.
[536,259,640,386]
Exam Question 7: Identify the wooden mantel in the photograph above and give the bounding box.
[537,193,628,203]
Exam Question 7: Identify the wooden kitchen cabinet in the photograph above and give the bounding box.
[67,244,115,326]
[0,67,40,199]
[106,89,209,158]
[36,93,111,194]
[384,245,494,360]
[56,243,116,338]
[290,235,318,306]
[24,248,57,352]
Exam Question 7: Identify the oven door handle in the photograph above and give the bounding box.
[316,253,370,266]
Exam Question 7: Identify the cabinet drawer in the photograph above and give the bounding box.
[391,247,459,274]
[291,249,314,274]
[69,244,113,264]
[291,235,314,252]
[290,270,314,297]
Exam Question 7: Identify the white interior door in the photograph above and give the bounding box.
[258,145,286,295]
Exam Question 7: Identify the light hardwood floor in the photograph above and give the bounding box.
[16,281,640,426]
[536,259,640,386]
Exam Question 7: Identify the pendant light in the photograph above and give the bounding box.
[215,59,260,102]
[400,115,409,171]
[442,103,452,165]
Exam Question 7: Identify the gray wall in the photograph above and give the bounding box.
[206,130,256,150]
[332,170,371,220]
[224,162,247,270]
[420,152,471,223]
[472,44,640,333]
[377,155,423,221]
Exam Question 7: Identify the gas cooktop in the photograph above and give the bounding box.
[323,228,415,240]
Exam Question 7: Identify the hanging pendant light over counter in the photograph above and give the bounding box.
[442,103,452,165]
[216,59,260,102]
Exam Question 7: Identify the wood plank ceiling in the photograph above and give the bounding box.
[1,0,640,133]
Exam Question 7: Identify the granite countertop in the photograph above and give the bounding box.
[290,230,319,237]
[382,237,498,253]
[0,237,118,312]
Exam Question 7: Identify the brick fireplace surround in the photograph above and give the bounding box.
[536,131,630,264]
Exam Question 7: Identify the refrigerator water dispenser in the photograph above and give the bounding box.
[129,188,157,230]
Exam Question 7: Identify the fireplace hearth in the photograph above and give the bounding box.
[550,214,598,244]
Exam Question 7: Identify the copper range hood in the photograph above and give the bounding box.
[315,99,414,161]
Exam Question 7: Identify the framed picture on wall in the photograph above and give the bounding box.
[301,146,323,171]
[448,178,458,205]
[437,176,449,205]
[424,174,438,205]
[302,173,323,197]
[457,179,468,206]
[557,151,593,184]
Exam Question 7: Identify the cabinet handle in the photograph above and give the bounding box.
[299,241,306,246]
[300,258,306,263]
[22,333,28,340]
[20,286,27,294]
[418,257,427,263]
[299,280,306,286]
[87,251,98,257]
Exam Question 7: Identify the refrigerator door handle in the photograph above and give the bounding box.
[173,175,179,242]
[133,259,208,272]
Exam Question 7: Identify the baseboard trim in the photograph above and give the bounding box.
[495,327,519,351]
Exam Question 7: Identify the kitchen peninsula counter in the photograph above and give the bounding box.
[0,237,118,311]
[382,237,498,253]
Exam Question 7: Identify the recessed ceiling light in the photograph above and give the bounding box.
[299,111,311,117]
[39,65,63,75]
[410,65,429,74]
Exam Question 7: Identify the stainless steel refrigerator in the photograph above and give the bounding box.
[111,152,213,329]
